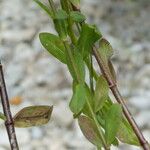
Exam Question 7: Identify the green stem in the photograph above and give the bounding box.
[63,40,81,83]
[48,1,109,149]
[62,0,77,44]
[89,55,94,93]
[85,59,98,81]
[86,98,110,150]
[48,0,56,15]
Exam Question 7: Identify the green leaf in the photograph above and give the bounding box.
[105,104,122,145]
[55,9,68,20]
[98,38,113,63]
[0,112,6,121]
[70,11,86,22]
[69,84,87,115]
[94,75,109,112]
[77,24,102,59]
[98,100,139,146]
[53,10,68,39]
[39,32,66,63]
[108,60,117,82]
[34,0,53,18]
[54,19,68,40]
[98,39,116,80]
[117,119,140,146]
[66,48,85,83]
[78,115,102,147]
[112,138,119,146]
[82,85,93,118]
[13,105,53,128]
[70,0,80,8]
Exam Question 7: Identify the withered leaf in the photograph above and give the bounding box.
[13,105,53,128]
[78,115,102,147]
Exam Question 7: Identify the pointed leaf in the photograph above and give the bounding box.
[0,112,6,120]
[78,115,102,147]
[82,86,93,118]
[98,38,113,63]
[54,19,68,40]
[70,0,80,8]
[39,32,66,63]
[70,11,86,22]
[94,75,109,112]
[55,9,68,20]
[108,60,117,82]
[98,39,116,80]
[13,105,53,128]
[66,48,85,83]
[77,24,102,59]
[117,119,140,146]
[69,84,87,115]
[34,0,53,18]
[105,104,122,145]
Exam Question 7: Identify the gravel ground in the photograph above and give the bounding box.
[0,0,150,149]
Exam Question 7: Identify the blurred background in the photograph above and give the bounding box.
[0,0,149,149]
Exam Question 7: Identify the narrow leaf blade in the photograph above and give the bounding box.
[117,119,140,146]
[13,105,53,128]
[105,104,122,145]
[69,84,87,115]
[34,0,53,17]
[55,9,68,20]
[98,38,113,63]
[39,32,66,63]
[66,48,85,83]
[78,115,102,147]
[77,24,102,59]
[70,11,86,22]
[108,60,117,82]
[94,75,109,112]
[70,0,80,8]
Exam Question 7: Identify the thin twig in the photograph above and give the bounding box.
[0,61,19,150]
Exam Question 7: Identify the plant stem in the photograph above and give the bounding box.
[86,98,110,150]
[71,4,150,150]
[92,48,150,150]
[63,40,82,83]
[48,0,56,15]
[0,61,19,150]
[48,1,149,149]
[62,0,77,44]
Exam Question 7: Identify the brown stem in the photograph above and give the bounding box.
[71,4,149,148]
[0,61,19,150]
[92,48,150,150]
